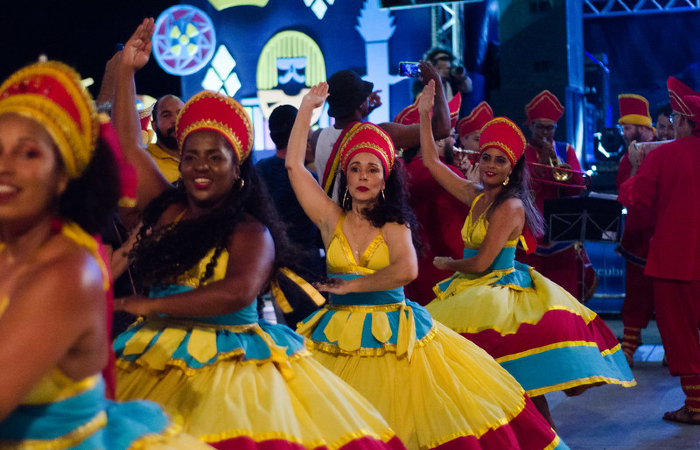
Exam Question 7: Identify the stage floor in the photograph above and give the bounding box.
[549,318,699,450]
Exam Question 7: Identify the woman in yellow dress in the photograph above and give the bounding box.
[0,59,210,448]
[111,19,403,450]
[418,85,635,429]
[286,80,567,450]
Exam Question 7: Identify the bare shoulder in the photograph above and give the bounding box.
[227,214,274,251]
[14,235,104,312]
[236,213,271,236]
[381,221,412,242]
[492,197,524,219]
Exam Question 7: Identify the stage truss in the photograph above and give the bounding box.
[584,0,700,18]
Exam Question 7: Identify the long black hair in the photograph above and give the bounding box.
[485,156,544,239]
[59,137,121,235]
[336,159,423,255]
[131,155,302,290]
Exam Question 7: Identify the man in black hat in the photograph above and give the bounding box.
[315,62,451,200]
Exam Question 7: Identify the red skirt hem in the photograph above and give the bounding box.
[466,309,619,360]
[430,396,558,450]
[210,435,406,450]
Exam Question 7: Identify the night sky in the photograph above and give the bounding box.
[0,0,182,99]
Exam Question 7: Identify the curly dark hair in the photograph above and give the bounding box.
[59,137,121,235]
[336,159,423,255]
[485,156,544,239]
[131,156,304,290]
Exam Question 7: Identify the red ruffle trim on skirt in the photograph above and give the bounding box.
[210,435,407,450]
[465,309,619,360]
[431,396,558,450]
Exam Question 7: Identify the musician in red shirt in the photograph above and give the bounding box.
[517,90,584,298]
[618,79,700,424]
[615,94,657,366]
[454,102,493,179]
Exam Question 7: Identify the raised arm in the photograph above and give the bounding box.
[418,80,477,205]
[285,82,341,238]
[435,198,524,274]
[116,216,274,317]
[379,62,451,149]
[421,61,451,140]
[112,18,173,212]
[316,222,417,294]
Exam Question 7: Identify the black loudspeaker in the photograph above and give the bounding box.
[489,0,584,147]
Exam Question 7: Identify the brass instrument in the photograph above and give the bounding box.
[453,148,480,156]
[549,155,572,182]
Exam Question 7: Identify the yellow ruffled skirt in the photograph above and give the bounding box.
[427,265,635,396]
[298,300,565,450]
[114,318,402,450]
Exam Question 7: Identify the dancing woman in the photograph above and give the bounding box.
[286,81,567,450]
[418,82,635,429]
[111,19,403,450]
[0,60,211,448]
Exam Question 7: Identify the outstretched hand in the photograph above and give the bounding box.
[313,277,350,295]
[302,82,329,110]
[121,18,155,72]
[433,256,453,271]
[114,295,150,316]
[418,80,435,114]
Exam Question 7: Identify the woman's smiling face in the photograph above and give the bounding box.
[0,113,68,224]
[180,129,240,210]
[479,147,512,187]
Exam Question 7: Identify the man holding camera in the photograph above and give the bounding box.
[413,49,472,103]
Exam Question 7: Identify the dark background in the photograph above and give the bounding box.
[0,1,181,99]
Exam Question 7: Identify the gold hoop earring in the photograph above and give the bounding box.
[343,188,350,209]
[503,175,509,186]
[380,190,386,202]
[238,178,245,189]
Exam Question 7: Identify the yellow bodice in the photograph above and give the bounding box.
[172,248,229,287]
[21,368,100,405]
[462,194,519,250]
[326,213,390,274]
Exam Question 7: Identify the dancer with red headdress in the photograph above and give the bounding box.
[419,85,634,429]
[287,80,568,450]
[111,19,404,450]
[0,57,211,448]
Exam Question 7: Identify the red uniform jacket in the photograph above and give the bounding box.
[404,157,469,305]
[616,153,654,264]
[618,136,700,281]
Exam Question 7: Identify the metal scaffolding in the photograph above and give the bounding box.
[430,2,465,64]
[584,0,700,18]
